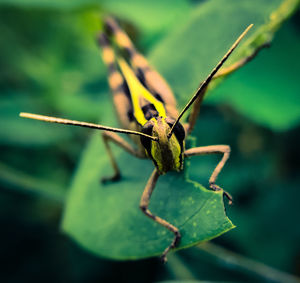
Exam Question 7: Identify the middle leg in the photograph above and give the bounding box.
[101,131,145,183]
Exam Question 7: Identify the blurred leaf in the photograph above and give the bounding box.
[0,162,65,202]
[102,0,191,35]
[167,254,196,280]
[149,0,297,108]
[101,0,192,50]
[0,0,191,44]
[0,0,101,10]
[62,126,233,259]
[207,21,300,131]
[0,94,73,146]
[194,242,300,283]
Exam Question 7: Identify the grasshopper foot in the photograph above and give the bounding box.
[209,183,233,205]
[160,230,181,263]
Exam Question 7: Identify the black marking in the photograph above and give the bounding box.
[137,66,151,72]
[140,121,160,169]
[151,214,157,220]
[104,18,120,34]
[136,67,153,82]
[98,33,110,47]
[127,110,135,122]
[113,81,131,99]
[136,68,165,104]
[166,118,185,167]
[140,122,153,155]
[108,63,116,74]
[179,146,183,167]
[118,48,130,62]
[124,47,136,57]
[136,67,148,88]
[166,119,185,142]
[121,81,131,99]
[154,92,164,103]
[142,103,159,120]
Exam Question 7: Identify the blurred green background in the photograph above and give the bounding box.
[0,0,300,282]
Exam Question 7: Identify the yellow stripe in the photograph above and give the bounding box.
[118,58,166,125]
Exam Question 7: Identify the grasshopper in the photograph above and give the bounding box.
[20,18,257,262]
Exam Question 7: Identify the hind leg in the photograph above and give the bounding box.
[98,32,134,130]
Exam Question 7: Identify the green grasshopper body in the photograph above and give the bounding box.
[20,18,256,262]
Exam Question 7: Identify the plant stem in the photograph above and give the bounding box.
[0,162,66,203]
[197,242,300,283]
[167,253,196,280]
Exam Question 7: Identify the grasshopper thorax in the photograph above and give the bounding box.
[140,117,185,174]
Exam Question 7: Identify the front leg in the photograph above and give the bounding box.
[184,145,232,204]
[101,131,145,183]
[140,169,181,263]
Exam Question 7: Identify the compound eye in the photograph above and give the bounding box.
[165,118,185,143]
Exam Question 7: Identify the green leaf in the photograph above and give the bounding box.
[101,0,192,50]
[62,131,234,260]
[207,21,300,131]
[149,0,296,107]
[102,0,191,35]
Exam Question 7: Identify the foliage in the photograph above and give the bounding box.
[63,133,234,259]
[0,0,300,282]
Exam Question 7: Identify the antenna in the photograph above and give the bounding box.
[168,24,253,138]
[20,113,158,141]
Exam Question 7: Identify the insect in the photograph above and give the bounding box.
[20,18,255,262]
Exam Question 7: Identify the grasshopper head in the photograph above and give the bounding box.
[140,116,185,174]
